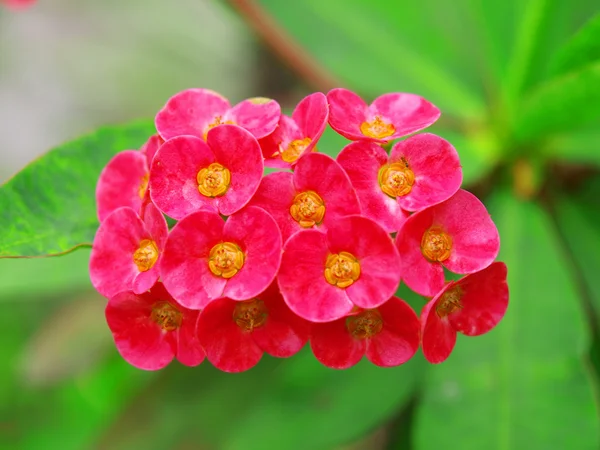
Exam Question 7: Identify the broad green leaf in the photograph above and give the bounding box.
[552,13,600,75]
[0,120,154,258]
[414,190,599,449]
[544,121,600,165]
[515,61,600,142]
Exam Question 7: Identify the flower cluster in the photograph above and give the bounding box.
[90,88,509,372]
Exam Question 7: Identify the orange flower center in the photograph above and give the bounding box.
[324,251,361,288]
[378,159,415,197]
[346,309,383,339]
[233,298,268,332]
[151,301,182,331]
[203,115,235,140]
[421,227,453,263]
[133,239,159,272]
[436,286,463,318]
[197,162,231,198]
[290,190,326,228]
[360,116,395,139]
[281,137,312,163]
[138,173,149,199]
[208,242,245,278]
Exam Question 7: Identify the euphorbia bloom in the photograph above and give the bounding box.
[149,125,263,219]
[90,204,168,299]
[327,88,440,143]
[155,88,280,141]
[248,152,360,243]
[106,283,205,370]
[395,189,500,297]
[337,134,462,232]
[310,296,420,369]
[161,206,282,310]
[278,215,401,322]
[259,92,328,168]
[421,262,509,363]
[196,283,310,372]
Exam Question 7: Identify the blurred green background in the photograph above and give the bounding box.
[1,0,600,449]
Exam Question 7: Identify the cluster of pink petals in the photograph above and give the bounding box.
[90,87,508,372]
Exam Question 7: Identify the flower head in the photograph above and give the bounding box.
[90,203,168,299]
[259,92,329,168]
[248,152,360,243]
[196,283,310,373]
[149,125,263,219]
[155,88,280,141]
[337,134,462,232]
[421,262,509,363]
[105,283,205,370]
[160,206,282,310]
[327,88,440,143]
[396,189,500,296]
[278,215,401,322]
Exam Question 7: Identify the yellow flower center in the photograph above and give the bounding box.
[133,239,159,272]
[151,301,183,331]
[436,286,463,318]
[378,159,415,198]
[233,298,268,332]
[290,191,326,228]
[346,309,383,339]
[203,115,235,140]
[281,137,312,163]
[197,162,231,198]
[208,242,245,278]
[324,251,361,288]
[421,226,453,263]
[360,116,395,139]
[138,173,149,199]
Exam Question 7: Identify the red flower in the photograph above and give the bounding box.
[155,88,280,141]
[196,284,310,373]
[337,134,462,232]
[396,189,500,296]
[259,92,328,168]
[105,283,205,370]
[90,204,168,299]
[1,0,36,10]
[421,262,509,363]
[327,88,440,143]
[247,152,360,243]
[160,206,282,310]
[310,297,420,369]
[278,215,401,322]
[149,125,263,219]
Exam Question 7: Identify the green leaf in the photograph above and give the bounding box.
[552,13,600,75]
[544,122,600,165]
[413,190,599,449]
[515,61,600,142]
[0,120,154,258]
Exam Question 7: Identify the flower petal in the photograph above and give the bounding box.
[292,92,329,144]
[175,308,205,367]
[225,97,280,139]
[326,88,369,140]
[260,115,303,169]
[140,134,164,167]
[370,92,440,139]
[310,318,365,369]
[420,297,457,364]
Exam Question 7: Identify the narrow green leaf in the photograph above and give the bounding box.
[552,13,600,75]
[545,122,600,165]
[414,190,599,449]
[0,120,154,257]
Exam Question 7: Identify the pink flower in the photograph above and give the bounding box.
[155,88,280,141]
[160,206,282,310]
[105,283,205,370]
[310,297,420,369]
[196,283,310,373]
[327,88,440,143]
[278,215,401,322]
[1,0,36,10]
[421,262,508,363]
[247,152,360,243]
[337,134,462,232]
[90,204,168,299]
[395,189,500,297]
[149,125,263,220]
[259,92,328,168]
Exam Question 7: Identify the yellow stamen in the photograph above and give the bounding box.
[197,162,231,198]
[290,191,326,228]
[138,173,149,199]
[436,286,463,318]
[203,116,235,140]
[378,159,415,198]
[133,239,159,272]
[421,226,453,263]
[151,301,182,331]
[208,242,245,278]
[233,298,268,332]
[346,309,383,339]
[281,137,312,163]
[360,116,395,139]
[324,251,361,288]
